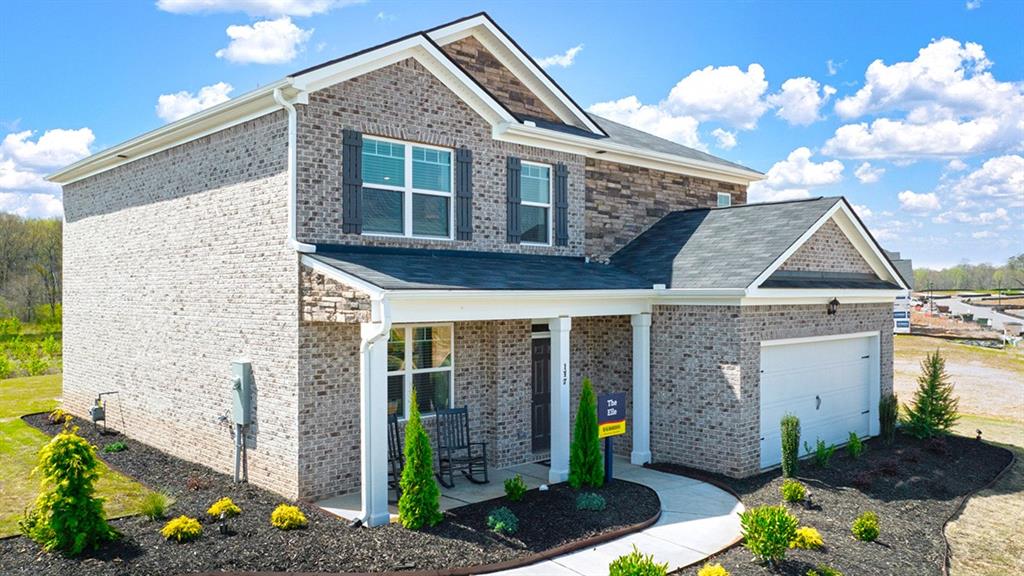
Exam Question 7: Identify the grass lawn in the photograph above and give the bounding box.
[0,374,153,538]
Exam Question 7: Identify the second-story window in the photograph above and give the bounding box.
[519,161,552,244]
[717,192,732,207]
[362,137,453,239]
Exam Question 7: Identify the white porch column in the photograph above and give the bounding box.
[360,323,390,527]
[630,313,652,465]
[548,316,572,483]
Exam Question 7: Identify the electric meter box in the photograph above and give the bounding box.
[231,360,253,425]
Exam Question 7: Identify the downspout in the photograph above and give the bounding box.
[273,86,316,253]
[358,295,392,525]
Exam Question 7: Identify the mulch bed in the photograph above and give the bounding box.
[0,413,659,576]
[658,432,1012,576]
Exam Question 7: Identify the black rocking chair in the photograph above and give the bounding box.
[435,406,489,488]
[388,413,404,502]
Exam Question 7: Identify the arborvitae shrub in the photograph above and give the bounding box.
[879,393,898,444]
[780,414,800,478]
[398,389,442,529]
[569,377,603,489]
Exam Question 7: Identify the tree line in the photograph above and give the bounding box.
[913,253,1024,291]
[0,214,62,322]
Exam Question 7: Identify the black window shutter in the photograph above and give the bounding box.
[455,147,473,241]
[554,162,569,246]
[506,156,522,244]
[342,129,362,234]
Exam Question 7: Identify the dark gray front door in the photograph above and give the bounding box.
[531,337,551,452]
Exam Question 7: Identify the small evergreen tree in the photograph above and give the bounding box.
[780,414,800,478]
[879,393,898,444]
[398,390,442,529]
[569,377,604,489]
[903,350,960,438]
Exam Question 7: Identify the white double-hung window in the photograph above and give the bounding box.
[519,161,552,244]
[386,324,454,418]
[361,137,454,239]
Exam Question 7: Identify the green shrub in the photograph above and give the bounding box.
[780,414,800,478]
[46,408,70,425]
[846,432,864,459]
[102,441,127,453]
[504,474,527,502]
[0,316,21,337]
[575,492,607,511]
[398,389,442,529]
[790,526,824,550]
[160,515,202,542]
[207,497,241,518]
[569,377,603,489]
[879,393,898,444]
[780,479,805,503]
[903,350,959,438]
[739,505,799,564]
[270,504,307,530]
[804,438,837,468]
[807,565,844,576]
[486,506,518,535]
[40,335,61,358]
[608,544,668,576]
[697,563,730,576]
[0,354,12,379]
[19,428,118,555]
[851,511,879,542]
[140,492,169,521]
[22,353,49,376]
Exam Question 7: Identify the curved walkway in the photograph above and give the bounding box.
[493,462,744,575]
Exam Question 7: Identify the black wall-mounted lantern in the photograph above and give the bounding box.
[827,298,840,315]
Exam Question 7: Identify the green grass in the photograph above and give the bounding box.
[0,374,155,537]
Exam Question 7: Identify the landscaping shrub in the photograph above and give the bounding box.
[46,407,69,426]
[790,526,824,550]
[0,354,11,379]
[608,544,668,576]
[780,479,806,503]
[140,492,169,520]
[504,474,527,502]
[739,505,798,564]
[207,497,241,518]
[879,393,898,444]
[22,349,49,376]
[575,492,607,511]
[486,506,518,535]
[903,350,959,438]
[851,511,880,542]
[0,316,21,337]
[270,504,307,530]
[804,438,837,468]
[40,335,61,358]
[102,441,127,453]
[569,377,603,489]
[807,565,844,576]
[697,563,730,576]
[780,414,800,478]
[160,515,202,542]
[20,428,118,555]
[846,432,864,459]
[398,389,443,529]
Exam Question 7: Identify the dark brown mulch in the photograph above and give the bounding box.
[659,432,1012,576]
[0,413,659,576]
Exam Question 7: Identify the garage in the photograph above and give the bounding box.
[759,332,881,469]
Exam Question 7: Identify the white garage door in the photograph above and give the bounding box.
[759,333,878,469]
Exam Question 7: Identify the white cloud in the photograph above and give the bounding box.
[767,77,836,125]
[1,128,94,170]
[0,192,63,218]
[711,128,737,150]
[946,158,968,172]
[822,116,1012,159]
[215,16,313,64]
[665,64,769,129]
[826,59,843,76]
[156,82,233,123]
[537,44,583,69]
[966,0,982,9]
[851,203,874,219]
[156,0,360,17]
[854,161,885,184]
[898,190,941,212]
[747,147,844,203]
[972,230,994,239]
[588,96,704,150]
[936,207,1009,224]
[949,154,1024,204]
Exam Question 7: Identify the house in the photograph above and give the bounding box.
[51,13,908,527]
[884,250,914,333]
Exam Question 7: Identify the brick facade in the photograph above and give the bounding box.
[779,218,875,274]
[584,158,748,260]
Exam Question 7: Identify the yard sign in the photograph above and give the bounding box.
[597,392,626,439]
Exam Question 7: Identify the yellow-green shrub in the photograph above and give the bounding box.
[207,497,241,518]
[160,515,202,542]
[608,544,667,576]
[270,504,307,530]
[697,563,731,576]
[46,408,70,425]
[781,479,806,503]
[790,526,824,550]
[851,511,880,542]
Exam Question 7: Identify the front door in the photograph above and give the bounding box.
[531,337,551,452]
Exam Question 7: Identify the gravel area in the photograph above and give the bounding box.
[0,413,659,576]
[662,432,1012,576]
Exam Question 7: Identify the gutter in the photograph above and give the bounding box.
[273,87,316,253]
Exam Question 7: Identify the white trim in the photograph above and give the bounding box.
[717,192,732,207]
[760,330,881,348]
[299,255,386,299]
[386,323,455,420]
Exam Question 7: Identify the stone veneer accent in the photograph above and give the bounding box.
[779,218,875,275]
[62,111,303,498]
[440,35,563,124]
[300,267,371,323]
[584,158,748,260]
[650,302,892,478]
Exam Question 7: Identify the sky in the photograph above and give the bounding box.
[1,0,1021,268]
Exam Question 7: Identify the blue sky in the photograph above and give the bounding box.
[1,0,1021,268]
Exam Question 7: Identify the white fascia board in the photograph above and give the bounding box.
[291,36,515,127]
[831,202,909,289]
[741,290,904,304]
[49,80,293,185]
[494,123,764,186]
[427,16,604,135]
[300,256,385,299]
